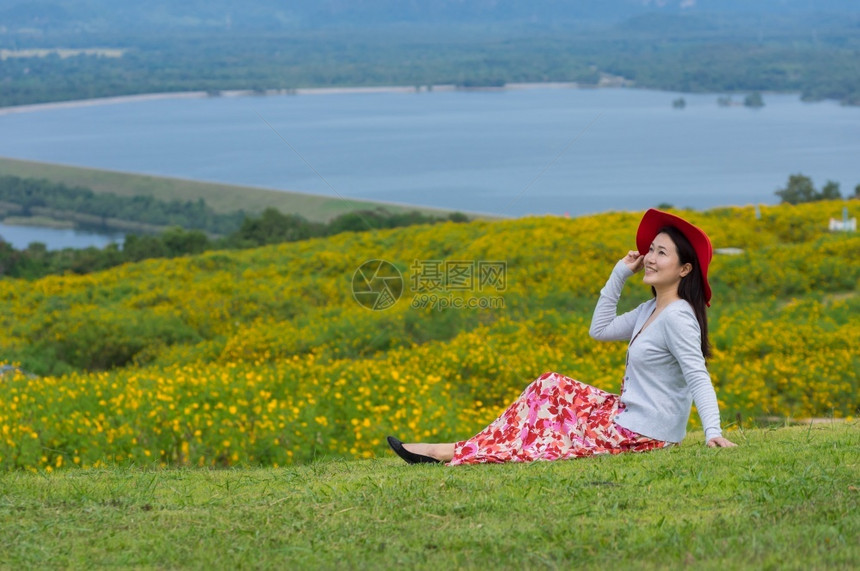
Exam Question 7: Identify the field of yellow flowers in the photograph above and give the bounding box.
[0,202,857,470]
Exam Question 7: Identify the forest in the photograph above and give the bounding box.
[1,2,859,107]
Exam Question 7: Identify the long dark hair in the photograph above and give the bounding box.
[651,225,711,359]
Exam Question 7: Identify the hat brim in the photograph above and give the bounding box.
[636,209,713,305]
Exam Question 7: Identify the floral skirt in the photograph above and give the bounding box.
[449,372,668,466]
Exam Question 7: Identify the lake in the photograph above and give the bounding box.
[0,221,122,250]
[0,86,857,226]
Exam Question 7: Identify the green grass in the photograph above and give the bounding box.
[1,423,856,569]
[0,157,467,222]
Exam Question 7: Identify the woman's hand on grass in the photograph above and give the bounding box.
[707,436,737,448]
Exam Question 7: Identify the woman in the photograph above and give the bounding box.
[387,209,736,465]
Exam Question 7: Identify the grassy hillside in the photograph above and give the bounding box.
[0,157,462,222]
[0,423,856,568]
[0,201,856,472]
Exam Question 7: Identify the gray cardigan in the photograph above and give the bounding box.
[589,260,723,443]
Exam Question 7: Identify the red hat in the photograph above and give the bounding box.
[636,209,713,305]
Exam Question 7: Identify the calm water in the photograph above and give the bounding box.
[0,87,858,221]
[0,222,122,250]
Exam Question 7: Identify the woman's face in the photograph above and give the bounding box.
[642,232,691,290]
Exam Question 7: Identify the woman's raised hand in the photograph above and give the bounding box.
[622,250,645,273]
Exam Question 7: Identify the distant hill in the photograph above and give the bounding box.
[0,157,464,221]
[3,0,860,34]
[1,0,858,106]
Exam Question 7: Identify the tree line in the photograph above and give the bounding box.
[1,22,859,108]
[0,175,247,235]
[0,204,469,280]
[775,174,860,205]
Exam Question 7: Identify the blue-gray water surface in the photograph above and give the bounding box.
[0,221,123,250]
[0,87,857,222]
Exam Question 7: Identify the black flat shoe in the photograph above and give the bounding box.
[386,436,441,464]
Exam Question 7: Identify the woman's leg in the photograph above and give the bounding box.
[391,373,613,465]
[401,442,455,462]
[394,372,576,465]
[449,372,621,465]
